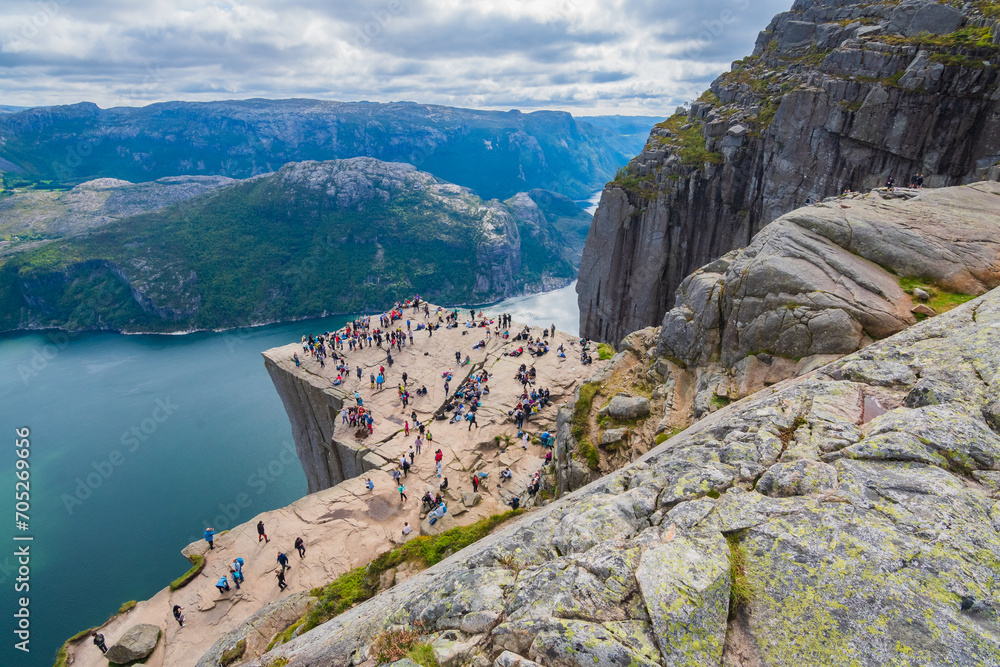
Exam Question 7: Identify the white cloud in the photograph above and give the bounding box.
[0,0,791,114]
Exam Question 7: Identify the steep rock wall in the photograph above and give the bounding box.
[263,350,380,494]
[579,0,1000,343]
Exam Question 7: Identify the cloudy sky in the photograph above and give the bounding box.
[0,0,790,115]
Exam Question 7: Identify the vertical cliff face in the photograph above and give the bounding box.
[263,348,385,494]
[578,0,1000,343]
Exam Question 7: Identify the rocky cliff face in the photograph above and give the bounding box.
[578,0,1000,343]
[249,283,1000,667]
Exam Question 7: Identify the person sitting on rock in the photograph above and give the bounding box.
[500,468,512,483]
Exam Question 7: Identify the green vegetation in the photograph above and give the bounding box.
[898,277,977,315]
[727,532,752,611]
[0,170,580,332]
[169,554,205,592]
[303,511,521,632]
[597,343,615,360]
[117,600,137,615]
[53,627,96,667]
[571,382,602,470]
[711,394,732,409]
[220,639,247,666]
[265,616,309,652]
[406,643,442,667]
[370,628,440,665]
[265,659,290,667]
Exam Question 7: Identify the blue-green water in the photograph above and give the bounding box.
[0,284,580,667]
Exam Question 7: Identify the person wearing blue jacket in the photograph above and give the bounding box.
[204,527,216,550]
[277,552,291,572]
[216,575,230,594]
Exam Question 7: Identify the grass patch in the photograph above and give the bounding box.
[169,554,205,592]
[407,643,442,667]
[117,600,137,615]
[265,615,309,652]
[264,658,290,667]
[726,533,752,611]
[220,638,247,667]
[571,382,602,471]
[597,343,615,360]
[53,627,96,667]
[302,511,522,632]
[898,277,977,314]
[371,628,422,663]
[655,427,684,445]
[711,394,732,409]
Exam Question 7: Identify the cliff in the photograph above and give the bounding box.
[578,0,1000,343]
[248,280,1000,667]
[0,159,590,333]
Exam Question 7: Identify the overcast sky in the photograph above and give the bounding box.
[0,0,791,115]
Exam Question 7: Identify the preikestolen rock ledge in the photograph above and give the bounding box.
[247,286,1000,667]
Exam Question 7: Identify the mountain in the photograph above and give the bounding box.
[0,99,642,201]
[578,0,1000,343]
[0,175,234,257]
[0,158,591,333]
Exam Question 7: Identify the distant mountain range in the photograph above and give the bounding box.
[0,159,592,333]
[0,99,653,201]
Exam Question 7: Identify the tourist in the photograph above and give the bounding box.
[468,411,478,430]
[276,569,287,591]
[172,605,184,627]
[293,353,300,367]
[415,435,422,454]
[404,420,410,436]
[402,521,413,536]
[233,557,244,577]
[521,432,530,450]
[277,551,291,572]
[436,460,443,478]
[216,574,231,594]
[398,482,407,502]
[402,371,408,385]
[230,567,242,590]
[295,536,306,559]
[471,473,479,492]
[440,477,449,492]
[204,526,216,550]
[365,477,374,491]
[500,468,512,483]
[257,520,269,543]
[92,632,108,654]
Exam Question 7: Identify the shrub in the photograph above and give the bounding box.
[117,600,137,615]
[726,533,752,611]
[303,511,521,631]
[169,554,205,592]
[220,639,247,666]
[597,343,615,360]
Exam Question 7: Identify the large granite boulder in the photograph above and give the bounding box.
[657,183,1000,369]
[105,623,161,664]
[599,395,652,419]
[248,290,1000,667]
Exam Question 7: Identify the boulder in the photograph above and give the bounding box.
[493,651,543,667]
[635,531,730,666]
[599,395,651,419]
[462,492,482,508]
[105,623,161,664]
[600,428,628,446]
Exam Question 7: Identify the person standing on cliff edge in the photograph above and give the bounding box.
[204,526,216,550]
[257,520,269,543]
